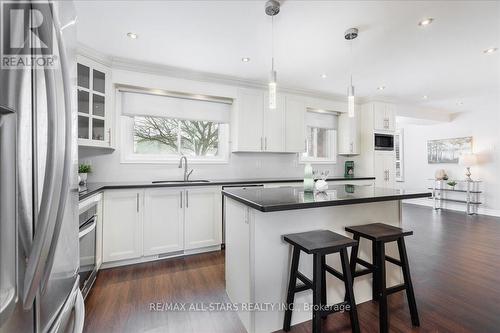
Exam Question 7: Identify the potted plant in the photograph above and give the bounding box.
[447,181,457,190]
[78,164,92,185]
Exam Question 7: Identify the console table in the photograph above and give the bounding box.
[428,179,482,215]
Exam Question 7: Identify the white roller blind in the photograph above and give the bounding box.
[305,110,338,129]
[121,91,231,123]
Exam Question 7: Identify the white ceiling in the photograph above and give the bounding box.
[74,0,500,114]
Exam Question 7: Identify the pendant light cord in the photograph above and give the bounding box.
[350,39,353,86]
[271,15,275,72]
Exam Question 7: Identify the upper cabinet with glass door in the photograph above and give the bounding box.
[77,56,114,148]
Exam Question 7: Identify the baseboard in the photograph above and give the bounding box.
[403,198,500,218]
[101,244,222,269]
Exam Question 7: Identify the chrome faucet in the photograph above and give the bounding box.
[178,155,193,181]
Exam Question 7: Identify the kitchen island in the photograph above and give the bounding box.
[222,185,431,333]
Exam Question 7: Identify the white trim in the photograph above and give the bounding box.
[403,198,500,218]
[100,245,222,269]
[395,129,404,182]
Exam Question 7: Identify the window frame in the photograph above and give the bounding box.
[120,115,230,164]
[299,126,338,165]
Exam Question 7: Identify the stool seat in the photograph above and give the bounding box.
[283,230,360,333]
[283,230,358,254]
[345,223,419,333]
[345,223,412,241]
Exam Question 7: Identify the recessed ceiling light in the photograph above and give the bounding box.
[127,32,138,39]
[483,47,498,54]
[377,86,385,91]
[422,95,428,100]
[418,18,434,26]
[241,57,250,62]
[321,74,327,79]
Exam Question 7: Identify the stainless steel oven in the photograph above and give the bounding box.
[78,201,98,299]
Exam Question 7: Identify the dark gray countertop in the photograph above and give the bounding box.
[222,185,432,212]
[78,176,375,201]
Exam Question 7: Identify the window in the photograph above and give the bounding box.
[300,110,338,164]
[133,116,221,157]
[120,90,231,163]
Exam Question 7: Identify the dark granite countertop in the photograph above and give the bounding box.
[78,176,375,201]
[222,185,432,212]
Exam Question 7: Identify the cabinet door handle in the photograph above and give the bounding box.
[265,137,267,150]
[350,142,353,153]
[260,137,263,150]
[180,191,183,208]
[186,190,189,208]
[108,128,111,146]
[136,193,139,212]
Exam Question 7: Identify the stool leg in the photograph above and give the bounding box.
[397,238,420,327]
[349,234,360,283]
[312,253,323,333]
[340,248,360,333]
[377,241,388,333]
[372,240,379,302]
[321,255,327,319]
[283,247,300,332]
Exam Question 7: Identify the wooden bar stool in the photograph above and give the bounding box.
[283,230,360,333]
[345,223,420,333]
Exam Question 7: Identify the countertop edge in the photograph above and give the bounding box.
[79,177,376,201]
[221,191,432,212]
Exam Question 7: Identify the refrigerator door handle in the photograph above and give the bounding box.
[22,62,62,309]
[72,289,85,333]
[23,6,74,307]
[0,106,18,326]
[48,278,85,333]
[40,7,75,294]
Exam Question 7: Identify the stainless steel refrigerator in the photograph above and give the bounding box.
[0,0,84,332]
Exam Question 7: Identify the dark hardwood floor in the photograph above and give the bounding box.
[84,205,500,333]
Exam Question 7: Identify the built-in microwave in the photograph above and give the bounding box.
[374,133,394,151]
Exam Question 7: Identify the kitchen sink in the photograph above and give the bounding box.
[152,180,210,184]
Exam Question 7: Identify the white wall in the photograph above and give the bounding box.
[397,108,500,215]
[80,68,360,183]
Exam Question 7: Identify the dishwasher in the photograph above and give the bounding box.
[221,184,264,247]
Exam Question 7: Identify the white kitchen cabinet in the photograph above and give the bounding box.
[184,187,222,250]
[143,188,184,256]
[102,190,143,262]
[263,93,285,152]
[232,89,306,153]
[77,55,114,149]
[338,112,360,155]
[232,89,264,151]
[373,102,395,132]
[374,152,396,188]
[284,96,306,152]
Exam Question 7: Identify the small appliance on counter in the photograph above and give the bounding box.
[345,161,354,178]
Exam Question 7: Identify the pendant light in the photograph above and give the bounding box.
[265,0,280,110]
[345,28,358,118]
